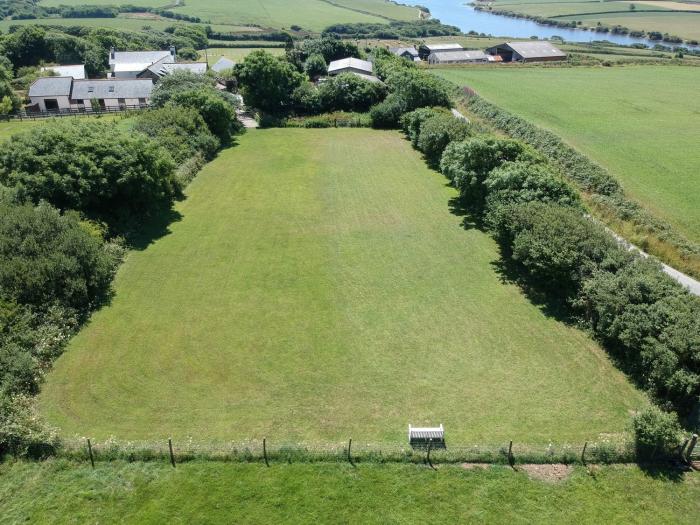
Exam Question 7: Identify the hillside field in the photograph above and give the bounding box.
[37,0,418,31]
[432,66,700,244]
[1,461,698,524]
[39,128,646,445]
[481,0,700,41]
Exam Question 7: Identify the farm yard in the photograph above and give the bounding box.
[38,128,647,444]
[2,461,699,524]
[432,66,700,244]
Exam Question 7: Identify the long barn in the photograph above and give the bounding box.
[485,41,566,63]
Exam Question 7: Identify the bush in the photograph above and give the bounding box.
[631,406,683,460]
[168,89,238,143]
[0,202,120,311]
[384,67,452,112]
[0,120,179,231]
[577,259,700,412]
[440,137,540,205]
[318,73,387,113]
[369,94,407,129]
[0,393,59,458]
[176,47,199,61]
[303,53,327,79]
[285,112,371,128]
[415,113,473,167]
[400,107,451,147]
[150,70,218,107]
[133,106,220,163]
[493,202,627,299]
[291,82,322,114]
[484,161,580,226]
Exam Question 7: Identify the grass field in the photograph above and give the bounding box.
[37,0,418,31]
[201,47,285,63]
[1,460,698,524]
[39,128,646,444]
[485,0,700,40]
[432,66,700,243]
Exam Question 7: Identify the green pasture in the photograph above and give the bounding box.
[500,1,669,17]
[33,0,418,31]
[0,119,43,140]
[39,128,645,444]
[2,460,698,524]
[0,15,197,32]
[432,66,700,243]
[201,47,285,63]
[562,11,700,40]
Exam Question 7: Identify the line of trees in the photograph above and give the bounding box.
[402,107,697,458]
[0,72,240,457]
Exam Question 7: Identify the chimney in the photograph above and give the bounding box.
[110,46,115,60]
[170,46,176,60]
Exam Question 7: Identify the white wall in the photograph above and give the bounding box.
[29,95,71,111]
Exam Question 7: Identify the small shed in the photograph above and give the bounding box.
[389,46,419,61]
[428,50,489,65]
[485,41,566,63]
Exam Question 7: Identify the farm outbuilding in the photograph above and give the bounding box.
[428,50,489,65]
[328,57,380,82]
[485,41,566,63]
[389,46,420,61]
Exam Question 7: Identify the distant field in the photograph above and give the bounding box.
[2,461,699,524]
[560,11,700,40]
[202,47,285,63]
[39,128,645,444]
[39,0,417,31]
[0,120,42,140]
[485,0,700,40]
[0,15,192,32]
[432,66,700,243]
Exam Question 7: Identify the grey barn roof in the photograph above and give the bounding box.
[28,76,73,97]
[389,46,418,57]
[328,57,373,75]
[109,50,172,66]
[430,50,488,62]
[41,64,85,80]
[71,79,154,99]
[495,41,566,59]
[211,57,235,73]
[147,61,207,77]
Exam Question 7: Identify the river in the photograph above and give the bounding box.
[410,0,691,48]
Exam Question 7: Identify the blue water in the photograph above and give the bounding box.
[410,0,691,48]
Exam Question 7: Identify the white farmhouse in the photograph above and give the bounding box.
[108,47,175,78]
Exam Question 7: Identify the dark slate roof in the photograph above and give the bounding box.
[71,79,154,99]
[211,57,235,73]
[147,60,207,77]
[499,41,566,58]
[28,76,73,97]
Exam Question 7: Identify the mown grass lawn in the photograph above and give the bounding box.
[1,460,698,524]
[432,66,700,244]
[39,128,646,444]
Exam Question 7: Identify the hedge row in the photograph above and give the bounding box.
[403,108,699,430]
[464,95,700,261]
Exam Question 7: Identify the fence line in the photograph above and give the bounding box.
[2,105,148,121]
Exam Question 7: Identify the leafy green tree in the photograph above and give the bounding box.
[303,53,327,79]
[235,50,305,114]
[151,69,218,107]
[297,35,360,63]
[415,113,472,167]
[401,107,451,146]
[440,138,540,204]
[369,94,406,129]
[291,82,322,114]
[168,89,237,143]
[0,202,120,311]
[134,106,220,162]
[0,121,179,231]
[177,47,199,61]
[318,73,387,112]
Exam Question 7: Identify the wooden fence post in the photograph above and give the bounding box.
[168,438,176,468]
[87,438,95,469]
[263,437,269,467]
[347,438,354,467]
[426,438,435,470]
[507,440,514,468]
[581,441,588,466]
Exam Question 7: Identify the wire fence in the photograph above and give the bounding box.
[57,437,643,467]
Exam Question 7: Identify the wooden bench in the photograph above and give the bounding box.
[408,424,445,447]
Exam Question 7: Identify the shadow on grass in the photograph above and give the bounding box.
[637,462,689,482]
[126,205,183,251]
